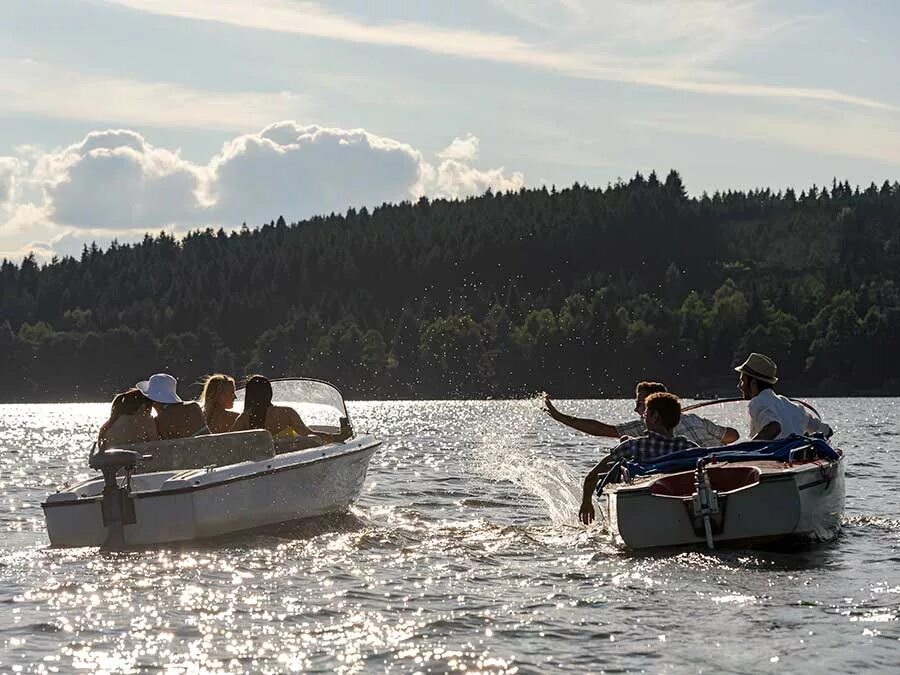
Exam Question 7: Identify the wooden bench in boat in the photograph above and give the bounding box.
[122,430,276,473]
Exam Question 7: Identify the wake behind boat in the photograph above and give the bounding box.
[42,379,380,548]
[600,436,845,550]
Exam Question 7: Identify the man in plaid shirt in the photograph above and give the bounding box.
[579,392,697,525]
[545,381,738,447]
[608,427,697,463]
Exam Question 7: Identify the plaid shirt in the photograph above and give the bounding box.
[617,413,728,448]
[610,431,698,463]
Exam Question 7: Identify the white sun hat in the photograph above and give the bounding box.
[135,373,183,404]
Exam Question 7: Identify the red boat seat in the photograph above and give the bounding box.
[650,466,761,497]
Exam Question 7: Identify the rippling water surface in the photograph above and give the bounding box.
[1,398,898,673]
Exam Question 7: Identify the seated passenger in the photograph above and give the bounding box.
[734,353,833,440]
[135,373,204,440]
[230,375,347,443]
[200,373,239,434]
[578,392,698,525]
[97,388,159,449]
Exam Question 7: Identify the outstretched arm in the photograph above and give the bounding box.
[287,408,350,443]
[579,455,614,525]
[287,408,316,436]
[544,393,619,438]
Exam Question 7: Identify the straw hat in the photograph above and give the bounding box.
[135,373,183,404]
[734,353,778,384]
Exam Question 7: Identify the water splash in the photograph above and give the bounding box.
[467,397,584,526]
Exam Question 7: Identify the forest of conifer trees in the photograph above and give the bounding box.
[2,170,900,402]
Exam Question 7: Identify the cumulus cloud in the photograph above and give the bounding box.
[428,159,525,199]
[0,122,526,260]
[208,122,427,223]
[37,130,207,230]
[0,157,19,205]
[438,134,480,162]
[427,134,524,197]
[0,203,63,261]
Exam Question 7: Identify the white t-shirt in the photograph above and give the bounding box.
[748,389,829,439]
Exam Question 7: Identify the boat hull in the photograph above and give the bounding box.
[42,436,380,548]
[603,456,845,550]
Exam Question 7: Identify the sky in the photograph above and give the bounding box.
[1,0,898,261]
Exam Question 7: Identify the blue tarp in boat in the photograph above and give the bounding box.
[599,435,838,494]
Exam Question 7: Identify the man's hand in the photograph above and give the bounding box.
[579,498,595,525]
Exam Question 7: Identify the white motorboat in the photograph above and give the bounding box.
[42,379,380,549]
[600,437,845,550]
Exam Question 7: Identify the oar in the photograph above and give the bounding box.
[682,396,823,420]
[681,397,744,412]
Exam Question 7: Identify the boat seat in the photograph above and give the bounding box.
[650,466,760,497]
[126,430,275,473]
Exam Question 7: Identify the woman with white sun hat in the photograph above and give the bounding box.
[135,373,204,439]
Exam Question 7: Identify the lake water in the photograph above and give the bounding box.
[0,398,898,673]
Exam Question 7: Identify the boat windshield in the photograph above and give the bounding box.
[234,378,348,428]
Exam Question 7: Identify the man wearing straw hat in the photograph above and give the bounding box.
[735,353,832,441]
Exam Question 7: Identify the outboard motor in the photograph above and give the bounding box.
[88,446,146,550]
[691,456,721,549]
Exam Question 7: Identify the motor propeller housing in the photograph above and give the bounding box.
[88,448,148,550]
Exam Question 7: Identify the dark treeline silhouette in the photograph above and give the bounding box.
[3,170,900,402]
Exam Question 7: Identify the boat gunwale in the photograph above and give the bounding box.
[41,437,381,509]
[608,455,842,497]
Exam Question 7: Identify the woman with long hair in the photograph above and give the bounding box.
[200,373,239,434]
[230,375,324,442]
[97,388,159,449]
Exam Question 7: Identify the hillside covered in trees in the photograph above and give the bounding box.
[2,170,900,402]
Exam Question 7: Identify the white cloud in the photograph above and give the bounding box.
[103,0,894,110]
[429,160,525,199]
[492,0,811,66]
[0,122,525,260]
[36,130,208,230]
[0,202,62,261]
[208,122,427,222]
[0,157,18,205]
[0,58,312,131]
[438,134,480,162]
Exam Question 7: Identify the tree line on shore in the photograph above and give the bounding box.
[2,170,900,402]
